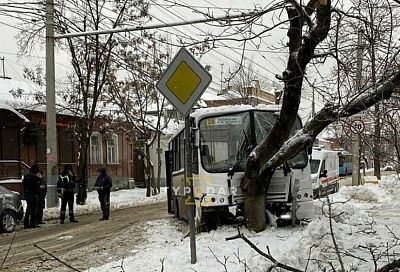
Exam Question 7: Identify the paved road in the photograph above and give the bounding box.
[0,201,169,272]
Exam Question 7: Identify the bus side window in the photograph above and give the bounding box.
[339,157,344,167]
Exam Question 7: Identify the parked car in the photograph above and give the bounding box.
[0,185,24,233]
[384,165,394,171]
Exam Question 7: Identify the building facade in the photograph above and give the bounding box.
[0,105,169,194]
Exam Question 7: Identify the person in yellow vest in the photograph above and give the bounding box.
[57,165,78,224]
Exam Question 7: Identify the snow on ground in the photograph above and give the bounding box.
[86,175,400,272]
[22,187,167,220]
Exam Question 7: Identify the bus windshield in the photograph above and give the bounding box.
[199,112,250,172]
[199,110,308,173]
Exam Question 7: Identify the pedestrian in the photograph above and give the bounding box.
[36,170,47,225]
[94,167,112,220]
[57,165,78,224]
[23,164,40,229]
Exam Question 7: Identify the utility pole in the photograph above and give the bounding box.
[45,0,58,207]
[0,57,11,80]
[352,29,363,186]
[185,116,196,264]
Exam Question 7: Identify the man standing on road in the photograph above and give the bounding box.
[57,165,78,224]
[23,164,40,229]
[36,170,47,225]
[94,167,112,221]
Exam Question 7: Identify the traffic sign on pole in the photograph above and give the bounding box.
[350,120,365,134]
[156,47,212,116]
[157,48,211,264]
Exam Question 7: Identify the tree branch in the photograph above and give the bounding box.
[226,229,302,272]
[33,244,81,272]
[259,69,400,177]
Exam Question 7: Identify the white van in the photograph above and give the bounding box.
[310,148,340,197]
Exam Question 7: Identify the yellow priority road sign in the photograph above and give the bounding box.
[156,47,212,116]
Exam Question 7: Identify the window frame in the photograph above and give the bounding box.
[90,132,103,164]
[106,133,119,164]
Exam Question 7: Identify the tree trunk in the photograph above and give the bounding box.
[77,133,89,205]
[242,2,331,231]
[244,194,266,232]
[145,143,151,197]
[374,104,381,179]
[156,130,162,194]
[242,161,272,232]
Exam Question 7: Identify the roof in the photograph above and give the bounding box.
[0,103,30,122]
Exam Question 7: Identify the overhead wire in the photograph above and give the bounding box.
[2,0,317,105]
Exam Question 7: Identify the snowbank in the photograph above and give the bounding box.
[86,175,400,272]
[22,188,167,220]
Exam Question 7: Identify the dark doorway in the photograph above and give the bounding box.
[133,148,145,187]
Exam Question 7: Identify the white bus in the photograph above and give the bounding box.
[165,105,313,230]
[310,148,340,197]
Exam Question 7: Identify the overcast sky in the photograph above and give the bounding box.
[0,0,324,118]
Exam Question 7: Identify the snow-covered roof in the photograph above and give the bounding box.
[0,79,43,106]
[0,103,29,122]
[191,104,281,119]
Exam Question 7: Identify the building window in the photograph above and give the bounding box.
[90,133,102,163]
[107,134,118,163]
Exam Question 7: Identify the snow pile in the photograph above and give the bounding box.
[338,185,380,202]
[379,175,400,209]
[314,197,369,225]
[86,220,287,272]
[380,175,400,195]
[86,175,400,272]
[281,220,347,268]
[33,188,167,220]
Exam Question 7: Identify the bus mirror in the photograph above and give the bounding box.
[319,169,327,178]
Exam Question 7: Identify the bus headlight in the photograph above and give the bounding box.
[220,198,224,203]
[280,213,291,220]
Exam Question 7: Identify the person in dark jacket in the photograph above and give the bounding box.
[94,167,112,220]
[23,164,40,228]
[36,170,47,224]
[57,165,78,224]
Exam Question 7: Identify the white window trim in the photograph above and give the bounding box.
[90,132,103,164]
[107,133,119,164]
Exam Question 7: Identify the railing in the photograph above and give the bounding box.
[0,160,30,180]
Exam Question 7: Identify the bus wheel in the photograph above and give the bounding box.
[202,211,219,231]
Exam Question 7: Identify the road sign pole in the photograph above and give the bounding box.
[352,133,361,186]
[350,120,364,186]
[185,115,196,264]
[156,47,211,265]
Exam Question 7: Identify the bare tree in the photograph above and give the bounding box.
[108,37,170,196]
[17,0,152,204]
[334,0,400,179]
[235,0,400,231]
[221,58,277,105]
